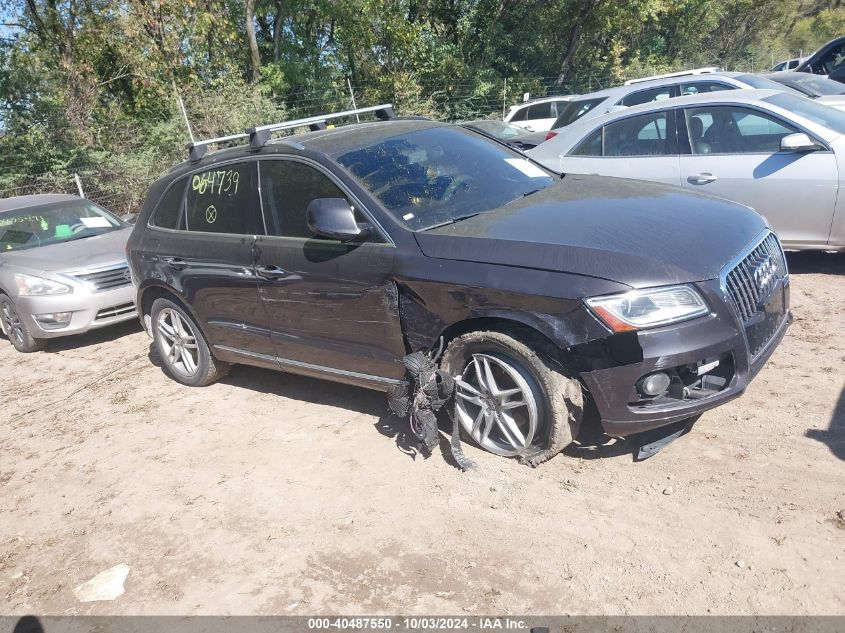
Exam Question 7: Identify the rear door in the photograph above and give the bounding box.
[558,109,682,186]
[252,157,406,382]
[678,104,838,248]
[150,161,268,355]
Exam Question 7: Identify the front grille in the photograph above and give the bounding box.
[723,232,788,357]
[95,302,136,322]
[71,264,132,292]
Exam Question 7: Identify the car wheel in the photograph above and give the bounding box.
[0,295,47,353]
[440,329,582,463]
[150,297,229,386]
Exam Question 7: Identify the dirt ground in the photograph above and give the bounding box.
[1,251,843,616]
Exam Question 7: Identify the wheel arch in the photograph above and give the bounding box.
[137,282,209,339]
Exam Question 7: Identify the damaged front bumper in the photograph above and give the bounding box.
[579,279,791,437]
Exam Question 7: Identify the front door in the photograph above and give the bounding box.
[253,158,406,382]
[679,105,838,248]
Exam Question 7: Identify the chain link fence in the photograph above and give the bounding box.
[0,55,795,214]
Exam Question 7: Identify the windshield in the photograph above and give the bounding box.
[736,74,803,96]
[552,97,606,129]
[780,73,845,96]
[0,201,123,252]
[335,126,555,231]
[764,92,845,135]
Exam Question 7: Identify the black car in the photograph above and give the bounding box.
[796,35,845,84]
[127,107,791,461]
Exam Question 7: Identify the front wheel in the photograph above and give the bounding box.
[440,330,582,464]
[0,295,46,353]
[150,297,228,386]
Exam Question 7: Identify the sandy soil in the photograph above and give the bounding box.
[1,252,843,616]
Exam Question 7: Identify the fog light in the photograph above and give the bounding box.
[33,312,73,328]
[639,372,671,396]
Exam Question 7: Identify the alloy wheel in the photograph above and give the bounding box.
[1,300,25,347]
[454,353,539,456]
[156,308,200,378]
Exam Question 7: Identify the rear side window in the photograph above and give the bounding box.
[553,97,605,128]
[604,111,672,156]
[185,162,257,234]
[526,101,553,119]
[620,86,673,107]
[680,81,734,96]
[509,107,527,122]
[570,128,603,156]
[151,178,187,230]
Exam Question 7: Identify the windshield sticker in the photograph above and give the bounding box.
[79,216,112,228]
[403,213,415,220]
[504,158,549,179]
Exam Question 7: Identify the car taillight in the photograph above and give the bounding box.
[545,131,558,141]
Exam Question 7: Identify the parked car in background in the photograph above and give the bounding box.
[129,107,789,462]
[540,69,804,144]
[770,57,805,71]
[528,89,845,252]
[762,70,845,111]
[795,36,845,84]
[0,195,136,352]
[460,119,542,150]
[504,95,574,132]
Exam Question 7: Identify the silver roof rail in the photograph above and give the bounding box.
[187,103,395,161]
[623,67,720,85]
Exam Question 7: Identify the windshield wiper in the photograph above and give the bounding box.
[419,212,483,232]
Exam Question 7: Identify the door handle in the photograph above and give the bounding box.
[256,264,288,280]
[163,256,187,271]
[687,173,717,184]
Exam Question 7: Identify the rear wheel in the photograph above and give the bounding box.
[150,297,228,386]
[0,295,46,353]
[440,330,582,464]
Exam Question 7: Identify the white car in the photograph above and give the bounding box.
[527,89,845,252]
[770,57,806,72]
[504,96,574,132]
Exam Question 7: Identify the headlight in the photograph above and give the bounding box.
[14,273,72,296]
[585,285,709,332]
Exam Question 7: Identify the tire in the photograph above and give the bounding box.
[150,297,229,386]
[440,329,583,465]
[0,294,47,353]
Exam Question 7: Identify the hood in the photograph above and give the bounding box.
[0,227,131,274]
[413,176,767,288]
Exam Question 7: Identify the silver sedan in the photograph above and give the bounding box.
[0,194,136,352]
[528,89,845,252]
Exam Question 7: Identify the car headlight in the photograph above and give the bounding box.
[585,285,709,332]
[14,273,72,296]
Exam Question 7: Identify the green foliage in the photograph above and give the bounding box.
[0,0,842,209]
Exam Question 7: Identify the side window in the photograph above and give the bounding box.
[604,111,672,156]
[821,43,845,73]
[185,162,257,234]
[526,101,553,119]
[680,81,734,96]
[570,128,603,156]
[509,107,527,122]
[620,86,673,107]
[685,106,799,154]
[151,178,187,230]
[259,160,372,240]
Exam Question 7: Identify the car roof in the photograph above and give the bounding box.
[0,194,81,213]
[508,95,574,109]
[166,119,451,176]
[568,72,749,101]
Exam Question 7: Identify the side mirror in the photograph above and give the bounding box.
[306,198,370,242]
[780,132,820,152]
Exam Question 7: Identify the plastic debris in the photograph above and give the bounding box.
[73,564,130,602]
[388,349,476,471]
